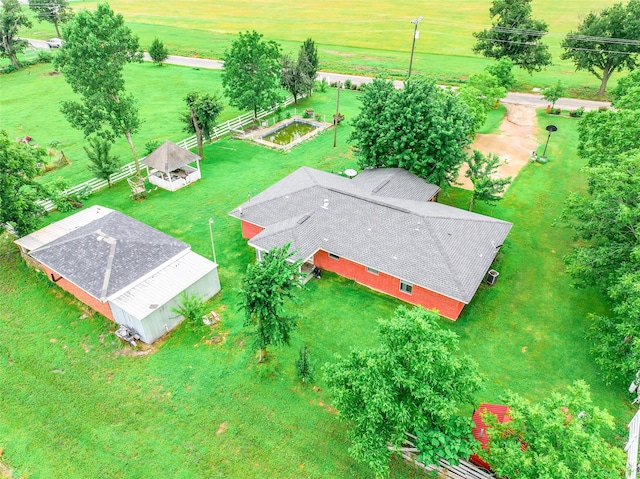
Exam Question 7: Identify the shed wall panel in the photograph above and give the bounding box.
[313,250,465,320]
[110,267,220,344]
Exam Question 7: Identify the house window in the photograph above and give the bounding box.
[400,281,413,294]
[328,253,340,260]
[366,267,379,275]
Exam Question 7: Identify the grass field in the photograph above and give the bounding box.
[0,85,634,477]
[16,0,621,96]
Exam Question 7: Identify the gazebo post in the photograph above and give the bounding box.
[196,159,201,173]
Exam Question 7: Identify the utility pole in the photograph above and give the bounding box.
[333,81,341,148]
[408,17,423,80]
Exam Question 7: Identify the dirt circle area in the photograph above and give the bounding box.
[456,104,539,190]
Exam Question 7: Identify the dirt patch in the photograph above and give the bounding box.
[216,422,228,435]
[457,104,538,190]
[323,50,356,58]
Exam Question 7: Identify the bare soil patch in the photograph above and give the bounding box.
[457,104,538,190]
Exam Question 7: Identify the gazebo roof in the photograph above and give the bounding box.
[142,141,200,173]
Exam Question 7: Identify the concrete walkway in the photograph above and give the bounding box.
[151,53,610,111]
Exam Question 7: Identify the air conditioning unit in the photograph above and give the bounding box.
[486,269,499,286]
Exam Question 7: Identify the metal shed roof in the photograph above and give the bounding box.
[109,251,217,320]
[14,205,113,251]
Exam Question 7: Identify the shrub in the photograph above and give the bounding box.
[315,113,322,122]
[344,79,352,89]
[296,345,315,383]
[36,51,53,64]
[598,106,609,112]
[172,291,208,334]
[569,107,585,118]
[549,108,562,115]
[2,65,18,74]
[350,82,358,90]
[314,78,328,92]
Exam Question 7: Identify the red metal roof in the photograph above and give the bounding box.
[469,403,511,471]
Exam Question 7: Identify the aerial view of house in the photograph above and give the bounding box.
[230,166,512,319]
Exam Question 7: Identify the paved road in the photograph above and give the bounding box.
[154,54,611,111]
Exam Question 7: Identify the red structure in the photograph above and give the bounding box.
[469,403,511,470]
[231,167,512,320]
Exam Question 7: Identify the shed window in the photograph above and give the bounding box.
[328,253,340,260]
[366,267,379,275]
[400,281,413,294]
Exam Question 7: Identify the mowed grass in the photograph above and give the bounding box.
[20,0,620,95]
[0,89,634,477]
[0,62,248,185]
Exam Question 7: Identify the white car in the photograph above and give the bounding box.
[47,38,63,48]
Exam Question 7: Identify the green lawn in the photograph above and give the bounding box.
[0,89,633,477]
[17,0,620,96]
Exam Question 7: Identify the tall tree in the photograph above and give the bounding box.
[300,38,319,87]
[222,30,282,121]
[54,3,144,177]
[564,151,640,383]
[148,37,169,66]
[0,130,47,236]
[280,52,313,103]
[182,92,224,159]
[84,136,121,187]
[473,0,552,74]
[0,0,32,69]
[465,150,512,211]
[611,69,640,109]
[324,307,482,478]
[478,381,626,478]
[561,0,640,96]
[238,244,303,363]
[350,77,475,192]
[28,0,73,38]
[486,57,516,90]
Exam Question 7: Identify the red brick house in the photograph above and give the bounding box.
[229,167,512,320]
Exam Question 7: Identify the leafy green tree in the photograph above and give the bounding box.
[0,0,32,69]
[300,38,319,87]
[280,52,313,103]
[465,150,512,211]
[54,3,144,177]
[577,108,640,168]
[0,130,47,236]
[486,57,516,90]
[478,381,625,478]
[473,0,551,74]
[182,92,224,159]
[324,307,482,478]
[28,0,72,38]
[542,80,566,108]
[84,136,121,187]
[561,0,640,96]
[350,77,475,192]
[611,69,640,109]
[148,37,169,65]
[222,30,282,122]
[564,151,640,382]
[238,244,303,363]
[458,70,507,130]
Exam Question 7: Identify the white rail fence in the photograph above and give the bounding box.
[36,94,300,212]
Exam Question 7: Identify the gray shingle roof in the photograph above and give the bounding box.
[230,167,512,304]
[29,210,189,301]
[142,140,200,173]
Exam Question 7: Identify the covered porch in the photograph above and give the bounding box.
[143,141,202,192]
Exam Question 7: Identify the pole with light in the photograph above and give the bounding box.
[541,124,558,159]
[208,218,217,265]
[333,81,341,148]
[408,17,423,80]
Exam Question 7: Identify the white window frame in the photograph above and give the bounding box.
[400,281,413,294]
[328,252,340,260]
[366,267,379,275]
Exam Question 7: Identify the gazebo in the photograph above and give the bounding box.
[143,141,202,192]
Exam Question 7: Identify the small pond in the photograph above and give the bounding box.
[250,117,329,151]
[261,121,318,145]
